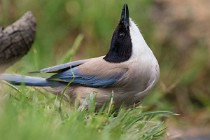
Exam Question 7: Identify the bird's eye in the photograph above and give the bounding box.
[118,32,125,39]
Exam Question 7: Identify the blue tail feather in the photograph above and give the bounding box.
[0,74,60,87]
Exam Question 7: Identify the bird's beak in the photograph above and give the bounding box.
[121,4,130,29]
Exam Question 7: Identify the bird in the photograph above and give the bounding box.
[0,4,159,111]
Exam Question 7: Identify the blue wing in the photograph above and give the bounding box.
[48,67,124,88]
[30,58,125,88]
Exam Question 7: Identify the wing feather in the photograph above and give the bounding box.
[30,59,89,73]
[48,67,126,88]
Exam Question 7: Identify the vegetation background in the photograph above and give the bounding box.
[0,0,209,139]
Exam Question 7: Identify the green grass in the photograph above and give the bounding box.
[0,84,172,140]
[0,1,170,139]
[3,0,209,139]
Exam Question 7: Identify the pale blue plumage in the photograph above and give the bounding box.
[0,74,60,87]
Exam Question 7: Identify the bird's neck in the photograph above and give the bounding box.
[103,44,132,63]
[129,20,153,59]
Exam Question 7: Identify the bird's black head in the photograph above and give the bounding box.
[104,4,132,63]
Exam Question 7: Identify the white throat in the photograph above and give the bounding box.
[129,19,153,58]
